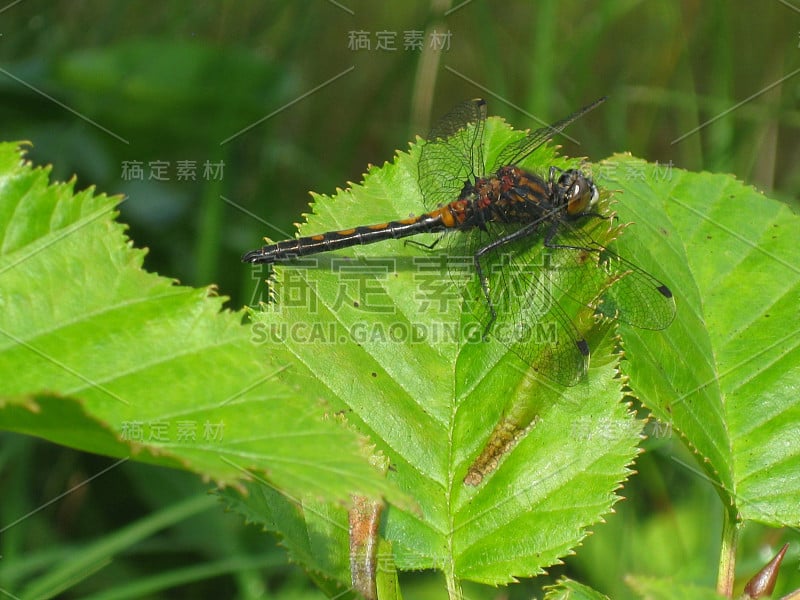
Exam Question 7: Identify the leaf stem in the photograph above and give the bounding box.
[716,507,739,598]
[445,568,462,600]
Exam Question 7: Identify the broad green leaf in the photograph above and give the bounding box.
[0,142,392,503]
[598,155,800,526]
[244,117,659,587]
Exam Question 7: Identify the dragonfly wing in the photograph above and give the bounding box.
[419,99,487,209]
[489,97,607,172]
[595,250,676,330]
[545,217,676,331]
[454,222,591,386]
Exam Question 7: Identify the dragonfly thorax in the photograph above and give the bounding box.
[460,166,555,226]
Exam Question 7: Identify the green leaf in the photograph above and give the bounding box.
[220,483,357,599]
[598,154,800,527]
[0,142,392,503]
[245,118,656,587]
[544,577,612,600]
[242,110,799,590]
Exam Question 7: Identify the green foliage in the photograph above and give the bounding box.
[544,577,613,599]
[241,118,658,593]
[238,117,800,596]
[0,142,392,504]
[2,105,799,597]
[1,3,798,598]
[600,154,800,527]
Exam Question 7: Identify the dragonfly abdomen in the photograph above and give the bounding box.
[242,212,448,264]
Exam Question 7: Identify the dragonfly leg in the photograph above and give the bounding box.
[543,217,604,252]
[472,252,497,338]
[403,235,444,251]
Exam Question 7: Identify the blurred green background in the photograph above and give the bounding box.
[2,1,798,598]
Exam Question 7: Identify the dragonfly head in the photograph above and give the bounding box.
[557,169,599,218]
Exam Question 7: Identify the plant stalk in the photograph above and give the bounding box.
[445,568,462,600]
[716,506,740,598]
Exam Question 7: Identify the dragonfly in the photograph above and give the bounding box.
[243,97,676,386]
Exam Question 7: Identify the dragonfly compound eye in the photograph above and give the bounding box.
[560,170,597,217]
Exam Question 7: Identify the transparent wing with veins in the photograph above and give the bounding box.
[418,99,487,210]
[488,97,608,172]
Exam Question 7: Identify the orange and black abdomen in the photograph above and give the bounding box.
[242,210,455,264]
